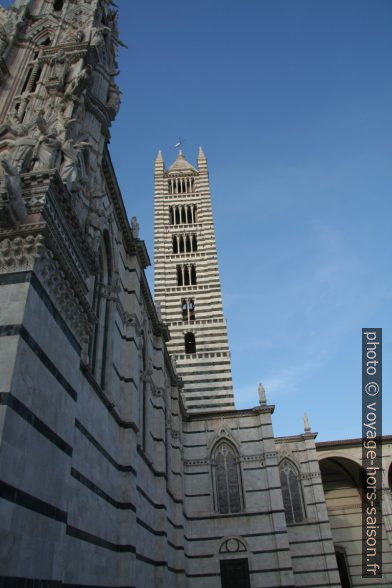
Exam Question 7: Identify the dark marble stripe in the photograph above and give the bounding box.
[75,419,136,475]
[66,524,135,552]
[0,271,80,354]
[2,325,78,401]
[0,578,135,588]
[0,393,72,456]
[0,480,67,523]
[70,468,136,512]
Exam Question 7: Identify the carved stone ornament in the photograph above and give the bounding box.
[34,244,92,342]
[0,233,94,342]
[0,233,44,272]
[219,537,247,554]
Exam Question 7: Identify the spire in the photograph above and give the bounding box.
[197,146,208,173]
[155,149,164,172]
[198,146,206,160]
[303,413,311,432]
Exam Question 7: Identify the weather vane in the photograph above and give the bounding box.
[174,136,185,150]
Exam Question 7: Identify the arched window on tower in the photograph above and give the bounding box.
[175,207,180,225]
[279,459,305,524]
[185,234,191,253]
[190,264,197,285]
[179,235,185,253]
[183,265,190,286]
[189,298,195,321]
[213,441,243,514]
[184,332,196,354]
[181,299,188,321]
[172,235,178,253]
[177,265,183,286]
[169,207,174,225]
[181,206,186,224]
[192,235,197,251]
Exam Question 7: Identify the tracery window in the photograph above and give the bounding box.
[279,459,305,524]
[213,442,242,514]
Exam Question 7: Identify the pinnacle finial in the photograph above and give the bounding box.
[303,413,311,432]
[258,382,266,405]
[198,146,206,160]
[155,150,163,162]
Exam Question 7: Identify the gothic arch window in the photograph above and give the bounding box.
[184,332,196,354]
[192,234,198,251]
[172,235,178,253]
[213,441,243,514]
[185,234,191,252]
[19,36,51,99]
[179,235,185,253]
[279,459,305,524]
[175,207,180,225]
[89,232,112,389]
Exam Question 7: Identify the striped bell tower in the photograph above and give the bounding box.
[154,147,235,413]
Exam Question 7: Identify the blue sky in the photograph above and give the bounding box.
[112,0,392,441]
[3,0,391,440]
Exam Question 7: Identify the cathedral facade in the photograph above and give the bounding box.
[0,1,391,587]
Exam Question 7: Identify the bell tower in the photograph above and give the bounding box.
[154,148,235,412]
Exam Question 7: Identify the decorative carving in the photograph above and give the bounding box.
[0,159,27,225]
[130,216,139,238]
[64,64,92,102]
[59,119,91,192]
[219,538,247,554]
[35,244,92,342]
[48,50,70,93]
[258,382,266,405]
[0,233,44,272]
[32,112,62,171]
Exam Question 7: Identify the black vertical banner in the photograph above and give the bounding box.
[362,329,382,578]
